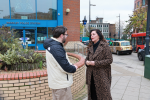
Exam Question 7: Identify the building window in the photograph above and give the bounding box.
[137,1,140,7]
[37,0,57,20]
[135,3,136,9]
[14,29,35,45]
[0,1,10,19]
[9,0,57,20]
[37,27,47,44]
[142,0,145,6]
[48,27,54,38]
[10,0,36,19]
[99,19,102,23]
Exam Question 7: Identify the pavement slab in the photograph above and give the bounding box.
[76,53,150,100]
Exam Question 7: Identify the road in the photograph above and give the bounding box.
[112,52,141,62]
[112,52,145,68]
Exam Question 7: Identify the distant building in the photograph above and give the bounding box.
[134,0,148,11]
[86,17,116,39]
[109,24,116,39]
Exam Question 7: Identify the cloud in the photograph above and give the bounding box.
[80,0,134,24]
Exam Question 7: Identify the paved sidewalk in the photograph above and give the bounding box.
[79,53,150,100]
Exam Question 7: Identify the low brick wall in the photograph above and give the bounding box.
[0,52,86,100]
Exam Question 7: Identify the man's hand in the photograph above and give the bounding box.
[74,64,78,69]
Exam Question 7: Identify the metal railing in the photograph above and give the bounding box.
[74,43,88,56]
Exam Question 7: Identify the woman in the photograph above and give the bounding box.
[85,29,113,100]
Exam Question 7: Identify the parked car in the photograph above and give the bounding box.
[82,40,89,45]
[110,41,132,55]
[137,46,150,61]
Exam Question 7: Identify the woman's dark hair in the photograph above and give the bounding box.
[88,29,106,47]
[52,26,67,38]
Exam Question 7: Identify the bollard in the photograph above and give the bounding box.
[144,55,150,79]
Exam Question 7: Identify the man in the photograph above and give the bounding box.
[43,26,79,100]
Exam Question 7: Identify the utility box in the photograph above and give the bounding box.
[144,55,150,79]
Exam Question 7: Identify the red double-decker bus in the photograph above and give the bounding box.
[131,32,150,52]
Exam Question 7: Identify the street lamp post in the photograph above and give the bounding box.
[89,0,96,32]
[82,16,87,37]
[117,14,120,41]
[145,0,150,56]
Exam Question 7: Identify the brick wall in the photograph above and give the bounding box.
[109,24,116,38]
[0,53,86,100]
[63,0,80,44]
[134,0,148,10]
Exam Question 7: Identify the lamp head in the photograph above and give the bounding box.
[66,8,70,15]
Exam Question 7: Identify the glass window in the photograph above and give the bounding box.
[99,19,102,23]
[131,37,137,51]
[143,36,145,45]
[117,42,119,46]
[37,0,57,20]
[48,27,54,38]
[131,37,135,45]
[137,1,140,6]
[137,37,142,45]
[142,0,145,6]
[37,27,47,44]
[114,42,116,46]
[26,29,35,44]
[0,0,10,19]
[14,29,35,45]
[121,42,130,46]
[143,36,150,46]
[10,0,36,19]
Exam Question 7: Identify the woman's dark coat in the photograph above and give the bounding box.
[85,41,113,100]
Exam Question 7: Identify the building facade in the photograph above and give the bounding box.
[134,0,148,10]
[109,24,116,39]
[88,17,116,39]
[0,0,80,50]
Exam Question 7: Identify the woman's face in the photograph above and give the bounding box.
[91,31,100,44]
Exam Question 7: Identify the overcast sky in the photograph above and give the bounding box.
[80,0,134,24]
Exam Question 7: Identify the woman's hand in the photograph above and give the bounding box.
[86,61,95,66]
[86,61,90,65]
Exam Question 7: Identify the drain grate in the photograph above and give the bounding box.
[125,66,133,68]
[113,62,126,65]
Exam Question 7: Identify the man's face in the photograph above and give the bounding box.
[62,31,68,43]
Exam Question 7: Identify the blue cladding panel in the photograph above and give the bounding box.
[0,19,57,27]
[37,44,45,50]
[57,0,63,26]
